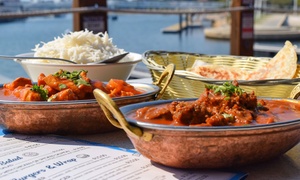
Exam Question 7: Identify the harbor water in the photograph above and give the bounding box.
[0,13,298,83]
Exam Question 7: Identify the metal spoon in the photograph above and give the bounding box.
[0,52,129,64]
[0,55,77,64]
[89,52,129,64]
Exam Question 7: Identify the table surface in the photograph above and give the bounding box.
[71,130,300,180]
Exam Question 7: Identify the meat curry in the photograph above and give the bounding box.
[1,70,142,101]
[131,81,300,126]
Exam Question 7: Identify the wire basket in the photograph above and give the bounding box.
[142,50,300,99]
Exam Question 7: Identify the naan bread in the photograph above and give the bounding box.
[189,41,297,81]
[189,65,248,80]
[246,41,297,80]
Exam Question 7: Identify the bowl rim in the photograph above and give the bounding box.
[0,83,159,105]
[121,98,300,131]
[14,52,142,66]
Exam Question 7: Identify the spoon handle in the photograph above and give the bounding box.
[0,55,77,64]
[89,52,130,64]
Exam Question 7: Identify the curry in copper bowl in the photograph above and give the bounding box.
[0,65,174,135]
[93,81,300,168]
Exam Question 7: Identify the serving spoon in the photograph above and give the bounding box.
[0,52,129,64]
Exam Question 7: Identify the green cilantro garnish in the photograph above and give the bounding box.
[205,82,245,98]
[222,113,234,121]
[76,78,90,86]
[257,102,262,107]
[54,70,91,86]
[59,84,67,90]
[256,102,268,111]
[31,85,48,101]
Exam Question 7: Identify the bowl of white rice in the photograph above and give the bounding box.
[15,30,142,82]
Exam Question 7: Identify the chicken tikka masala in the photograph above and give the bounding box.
[132,81,300,126]
[1,70,142,101]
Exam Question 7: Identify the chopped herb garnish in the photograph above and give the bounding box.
[54,70,91,86]
[76,78,90,86]
[31,85,48,101]
[59,84,67,90]
[205,82,245,98]
[222,113,234,121]
[257,102,262,107]
[257,102,269,111]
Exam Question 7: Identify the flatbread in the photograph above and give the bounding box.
[189,65,248,80]
[189,41,297,80]
[246,41,297,80]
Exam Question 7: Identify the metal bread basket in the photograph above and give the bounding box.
[142,50,300,99]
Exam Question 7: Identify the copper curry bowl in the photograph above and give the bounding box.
[0,84,157,135]
[0,65,175,135]
[93,82,300,169]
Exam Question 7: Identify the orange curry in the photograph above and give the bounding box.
[1,70,142,101]
[132,81,300,126]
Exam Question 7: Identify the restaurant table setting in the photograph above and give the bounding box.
[0,64,248,179]
[1,30,300,180]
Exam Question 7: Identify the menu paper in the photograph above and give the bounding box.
[0,132,247,180]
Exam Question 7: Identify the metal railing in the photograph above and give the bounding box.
[0,5,299,20]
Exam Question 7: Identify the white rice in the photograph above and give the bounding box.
[32,29,126,64]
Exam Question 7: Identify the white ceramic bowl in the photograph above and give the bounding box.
[15,52,142,82]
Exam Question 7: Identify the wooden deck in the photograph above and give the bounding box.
[162,20,202,33]
[204,26,300,40]
[162,21,188,33]
[204,14,300,41]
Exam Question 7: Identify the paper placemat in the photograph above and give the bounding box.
[0,129,247,180]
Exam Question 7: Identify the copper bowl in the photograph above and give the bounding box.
[93,84,300,169]
[0,64,175,135]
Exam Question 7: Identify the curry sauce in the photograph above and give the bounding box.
[131,82,300,126]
